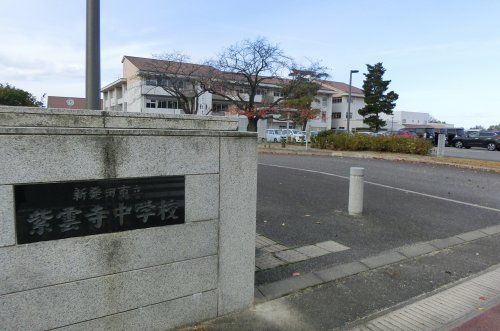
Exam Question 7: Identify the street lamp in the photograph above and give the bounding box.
[86,0,101,110]
[347,69,359,133]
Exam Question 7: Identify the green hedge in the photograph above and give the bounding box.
[311,132,433,155]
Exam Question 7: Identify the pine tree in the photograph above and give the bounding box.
[358,63,398,131]
[281,66,328,130]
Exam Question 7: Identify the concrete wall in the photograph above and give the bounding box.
[0,106,257,330]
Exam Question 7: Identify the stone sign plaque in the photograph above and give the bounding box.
[15,176,185,244]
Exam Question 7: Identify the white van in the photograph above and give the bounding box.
[281,129,305,142]
[265,129,286,142]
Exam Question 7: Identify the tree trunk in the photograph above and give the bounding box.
[247,117,259,132]
[302,120,307,131]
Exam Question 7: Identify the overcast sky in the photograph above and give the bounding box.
[1,0,499,128]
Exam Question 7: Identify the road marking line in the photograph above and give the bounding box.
[259,163,500,213]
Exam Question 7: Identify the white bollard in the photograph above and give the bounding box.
[437,134,445,157]
[348,167,364,216]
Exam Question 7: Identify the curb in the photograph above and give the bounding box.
[258,147,500,174]
[347,264,500,330]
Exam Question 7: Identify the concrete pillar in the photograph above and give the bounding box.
[348,167,364,216]
[437,134,445,157]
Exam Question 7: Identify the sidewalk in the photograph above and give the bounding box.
[182,233,500,330]
[350,265,500,330]
[258,144,500,174]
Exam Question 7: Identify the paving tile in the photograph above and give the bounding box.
[254,288,265,303]
[360,251,407,269]
[295,245,330,258]
[396,242,436,258]
[261,244,288,253]
[314,261,369,282]
[479,225,500,235]
[274,250,308,263]
[258,273,323,300]
[255,254,286,269]
[429,236,465,249]
[255,235,277,248]
[315,240,350,253]
[457,230,489,242]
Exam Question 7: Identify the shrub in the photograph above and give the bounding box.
[311,132,433,155]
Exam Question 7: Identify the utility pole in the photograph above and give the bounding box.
[347,70,359,133]
[86,0,100,110]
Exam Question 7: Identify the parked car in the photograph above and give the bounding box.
[466,129,481,137]
[356,131,375,136]
[398,127,436,140]
[301,130,320,142]
[281,129,305,142]
[264,129,286,142]
[451,131,500,151]
[397,128,418,138]
[435,128,465,146]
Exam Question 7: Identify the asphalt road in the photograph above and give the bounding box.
[256,154,500,285]
[444,146,500,161]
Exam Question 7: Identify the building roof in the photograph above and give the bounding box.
[47,96,103,110]
[321,80,364,95]
[117,55,359,95]
[123,56,215,76]
[101,78,126,92]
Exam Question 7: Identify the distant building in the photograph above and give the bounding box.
[379,111,455,131]
[381,111,430,131]
[101,56,367,135]
[321,81,368,131]
[47,96,102,110]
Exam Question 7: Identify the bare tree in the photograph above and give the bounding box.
[202,38,291,131]
[139,52,210,115]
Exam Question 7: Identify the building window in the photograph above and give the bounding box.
[402,119,406,124]
[145,76,158,85]
[213,103,228,112]
[333,112,341,119]
[236,87,247,94]
[345,112,352,119]
[321,96,328,107]
[256,89,266,96]
[177,80,186,89]
[274,91,283,97]
[167,100,178,109]
[161,78,172,86]
[158,100,167,108]
[146,99,156,108]
[332,97,342,103]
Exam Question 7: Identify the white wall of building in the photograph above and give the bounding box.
[381,111,430,131]
[331,96,368,130]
